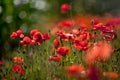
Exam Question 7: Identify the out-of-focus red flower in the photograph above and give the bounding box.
[61,4,71,13]
[66,64,78,77]
[103,72,118,79]
[10,77,15,80]
[106,18,120,26]
[43,33,50,40]
[79,23,88,30]
[92,20,116,41]
[30,29,39,37]
[93,23,103,30]
[10,32,17,39]
[33,32,44,45]
[13,57,24,63]
[19,69,25,75]
[49,55,62,62]
[51,27,59,35]
[0,61,4,65]
[12,64,25,74]
[87,66,100,80]
[57,19,75,28]
[66,64,84,77]
[54,39,60,48]
[85,41,113,65]
[56,46,70,56]
[91,18,100,25]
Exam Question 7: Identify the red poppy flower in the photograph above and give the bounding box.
[61,3,71,13]
[56,31,74,41]
[10,30,24,39]
[30,29,39,37]
[30,40,35,46]
[106,18,120,26]
[19,34,24,38]
[23,36,31,43]
[20,36,31,46]
[79,31,90,40]
[0,61,4,65]
[43,33,50,40]
[85,41,113,65]
[66,64,78,76]
[20,40,26,46]
[19,69,25,75]
[71,29,79,35]
[13,57,24,63]
[54,39,60,48]
[72,37,90,51]
[49,55,62,62]
[87,66,100,80]
[10,32,17,39]
[56,46,70,56]
[33,32,44,45]
[66,64,84,77]
[16,30,22,37]
[103,72,118,79]
[91,18,100,25]
[101,30,116,41]
[12,64,25,74]
[79,23,88,30]
[57,19,75,28]
[93,23,103,30]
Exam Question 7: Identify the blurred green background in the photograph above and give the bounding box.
[1,0,120,58]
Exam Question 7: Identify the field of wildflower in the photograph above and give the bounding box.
[0,1,120,80]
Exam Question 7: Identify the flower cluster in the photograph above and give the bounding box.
[10,29,50,46]
[10,30,24,39]
[92,19,117,41]
[49,46,70,62]
[49,10,120,79]
[12,64,25,74]
[12,56,25,75]
[7,2,120,80]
